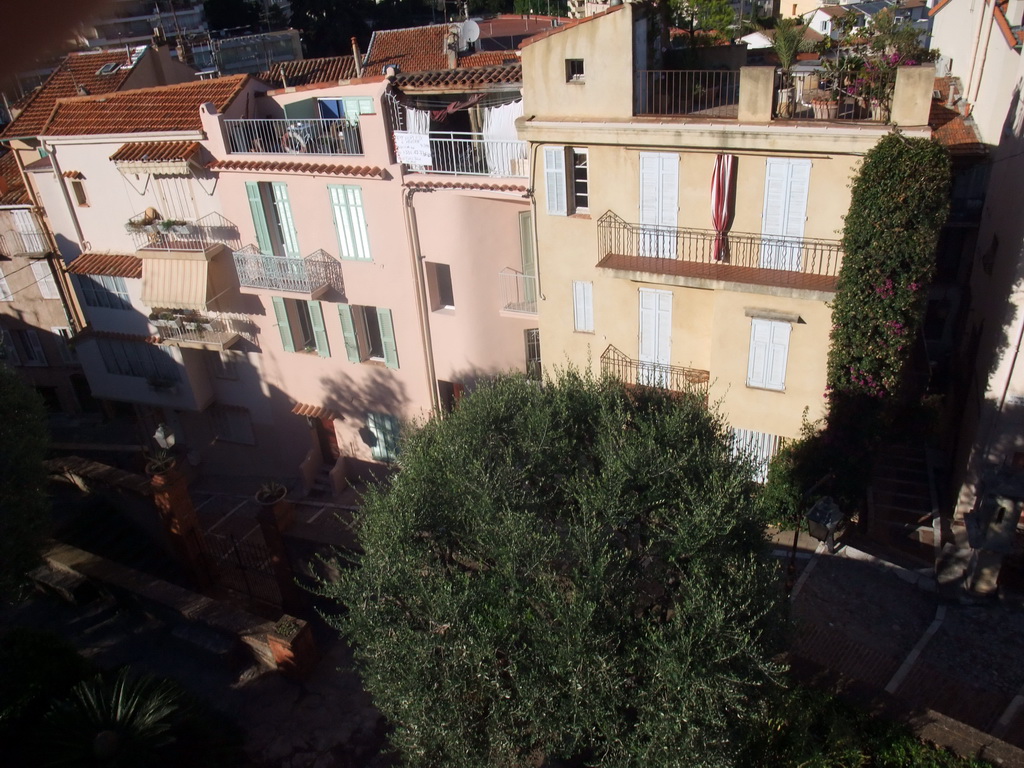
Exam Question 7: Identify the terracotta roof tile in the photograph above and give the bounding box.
[257,56,358,87]
[1,49,139,139]
[930,77,985,156]
[519,5,623,49]
[0,150,29,206]
[394,63,522,90]
[110,141,201,163]
[405,179,527,193]
[459,51,518,67]
[67,252,143,279]
[41,75,249,137]
[207,159,389,178]
[62,170,83,179]
[291,402,339,420]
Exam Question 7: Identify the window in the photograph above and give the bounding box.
[328,185,371,261]
[338,304,399,368]
[210,404,256,445]
[572,280,594,333]
[71,179,88,207]
[12,329,46,366]
[0,269,12,302]
[731,428,786,483]
[0,329,20,365]
[246,181,300,257]
[367,411,399,462]
[31,261,59,299]
[525,328,541,380]
[318,96,375,122]
[437,380,465,413]
[565,58,585,82]
[747,318,791,391]
[272,297,330,356]
[543,146,589,216]
[97,338,178,381]
[820,20,828,31]
[426,262,455,310]
[206,349,241,380]
[76,274,131,310]
[52,327,77,364]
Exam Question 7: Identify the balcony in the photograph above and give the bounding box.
[600,345,709,400]
[224,118,364,156]
[233,246,343,299]
[126,212,240,258]
[152,312,241,351]
[0,227,48,256]
[403,132,529,177]
[635,70,740,119]
[597,212,842,293]
[498,269,538,314]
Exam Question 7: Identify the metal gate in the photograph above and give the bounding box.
[197,530,282,609]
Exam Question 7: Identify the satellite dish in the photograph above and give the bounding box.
[459,19,480,50]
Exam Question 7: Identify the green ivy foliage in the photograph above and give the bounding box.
[323,371,787,768]
[827,131,951,398]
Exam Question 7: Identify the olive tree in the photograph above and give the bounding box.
[322,372,786,767]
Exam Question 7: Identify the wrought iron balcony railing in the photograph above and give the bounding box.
[597,211,842,289]
[225,118,364,156]
[152,313,240,349]
[601,345,710,398]
[232,246,343,295]
[126,212,241,253]
[0,228,48,256]
[404,132,529,177]
[635,70,740,118]
[498,268,538,314]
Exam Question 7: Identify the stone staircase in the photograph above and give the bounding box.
[868,444,940,568]
[305,464,334,500]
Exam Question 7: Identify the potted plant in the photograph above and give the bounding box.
[145,448,175,476]
[771,18,809,118]
[158,219,190,236]
[266,615,318,679]
[256,480,287,506]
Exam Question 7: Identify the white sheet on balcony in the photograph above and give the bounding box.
[403,107,431,171]
[141,258,213,311]
[482,100,524,176]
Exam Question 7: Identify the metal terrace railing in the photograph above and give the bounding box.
[224,118,364,156]
[232,246,343,295]
[152,313,240,349]
[126,212,240,253]
[635,70,740,118]
[597,211,843,283]
[600,345,710,398]
[775,69,896,122]
[498,269,538,314]
[405,132,529,177]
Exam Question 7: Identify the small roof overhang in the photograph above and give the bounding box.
[111,141,201,175]
[66,252,143,278]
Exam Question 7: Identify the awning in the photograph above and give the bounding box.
[291,402,339,421]
[110,141,200,175]
[67,252,143,278]
[141,257,213,311]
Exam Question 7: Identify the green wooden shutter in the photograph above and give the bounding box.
[307,301,330,358]
[271,182,301,258]
[337,303,360,362]
[272,296,295,352]
[376,308,399,369]
[246,182,273,253]
[368,412,399,462]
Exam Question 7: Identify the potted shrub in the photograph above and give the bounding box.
[145,448,175,476]
[771,18,809,118]
[255,481,287,506]
[158,219,190,236]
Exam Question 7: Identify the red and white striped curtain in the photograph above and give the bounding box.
[711,153,736,261]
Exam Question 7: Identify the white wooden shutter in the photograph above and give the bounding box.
[31,261,59,299]
[572,281,593,332]
[765,321,791,391]
[639,289,671,366]
[639,153,679,258]
[0,270,12,302]
[784,160,811,241]
[761,159,790,239]
[271,182,301,258]
[747,318,771,388]
[544,146,567,216]
[329,185,371,260]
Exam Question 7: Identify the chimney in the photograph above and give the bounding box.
[351,37,363,78]
[76,84,90,97]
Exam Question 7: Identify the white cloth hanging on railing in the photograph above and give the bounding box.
[401,107,432,170]
[481,100,524,176]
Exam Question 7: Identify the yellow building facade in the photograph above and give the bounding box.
[518,3,934,461]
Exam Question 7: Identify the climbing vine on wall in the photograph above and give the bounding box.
[827,131,951,398]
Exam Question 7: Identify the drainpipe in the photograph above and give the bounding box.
[403,187,440,413]
[527,138,544,302]
[967,2,996,105]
